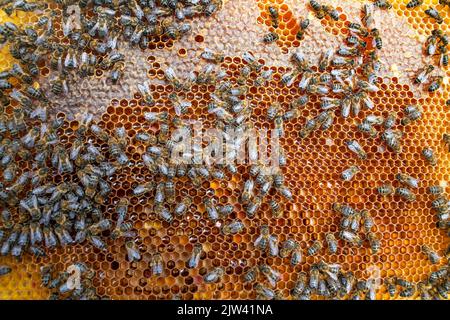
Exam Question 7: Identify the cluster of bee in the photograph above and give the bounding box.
[425,30,448,69]
[384,263,450,300]
[40,262,107,300]
[428,185,450,235]
[254,226,301,264]
[262,6,279,43]
[276,4,387,143]
[0,106,135,259]
[376,173,419,202]
[292,262,383,300]
[309,0,340,21]
[332,203,379,253]
[407,0,448,93]
[406,0,445,24]
[0,0,223,98]
[0,0,224,299]
[263,0,341,44]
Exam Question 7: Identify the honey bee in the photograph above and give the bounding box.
[346,35,367,48]
[174,197,191,216]
[244,267,258,282]
[426,32,438,56]
[153,182,165,205]
[307,240,322,256]
[374,0,392,9]
[425,7,443,24]
[263,32,279,43]
[325,233,338,254]
[310,0,326,19]
[133,182,155,196]
[429,267,447,283]
[200,48,224,63]
[402,104,423,125]
[367,232,380,254]
[157,203,174,223]
[422,147,437,166]
[339,98,351,118]
[356,121,377,138]
[3,162,16,182]
[143,111,168,124]
[323,5,340,21]
[30,222,43,246]
[422,244,440,264]
[276,184,293,201]
[137,81,155,106]
[296,18,309,40]
[244,195,261,218]
[254,69,273,87]
[332,203,356,216]
[290,248,302,266]
[111,222,136,240]
[431,196,448,209]
[291,272,307,297]
[125,241,141,262]
[339,272,355,297]
[345,140,367,160]
[240,179,254,204]
[396,173,419,189]
[268,6,279,28]
[316,110,334,131]
[428,185,444,195]
[259,264,281,287]
[428,76,443,93]
[309,267,320,289]
[255,283,276,300]
[164,67,184,91]
[395,187,416,202]
[187,243,203,269]
[417,281,432,300]
[384,112,396,129]
[204,267,224,283]
[203,198,219,222]
[266,102,281,121]
[414,65,434,84]
[339,230,363,246]
[360,210,374,232]
[279,238,298,258]
[399,285,416,298]
[348,22,369,37]
[381,129,403,153]
[150,253,164,276]
[281,69,300,87]
[443,133,450,151]
[242,51,264,72]
[267,200,282,218]
[406,0,423,8]
[370,28,382,50]
[439,45,448,67]
[222,219,244,235]
[341,165,360,181]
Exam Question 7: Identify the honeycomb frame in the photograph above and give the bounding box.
[0,0,449,300]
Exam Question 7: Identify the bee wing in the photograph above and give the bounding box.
[137,83,146,96]
[268,236,279,256]
[62,18,72,36]
[242,51,255,64]
[165,67,176,80]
